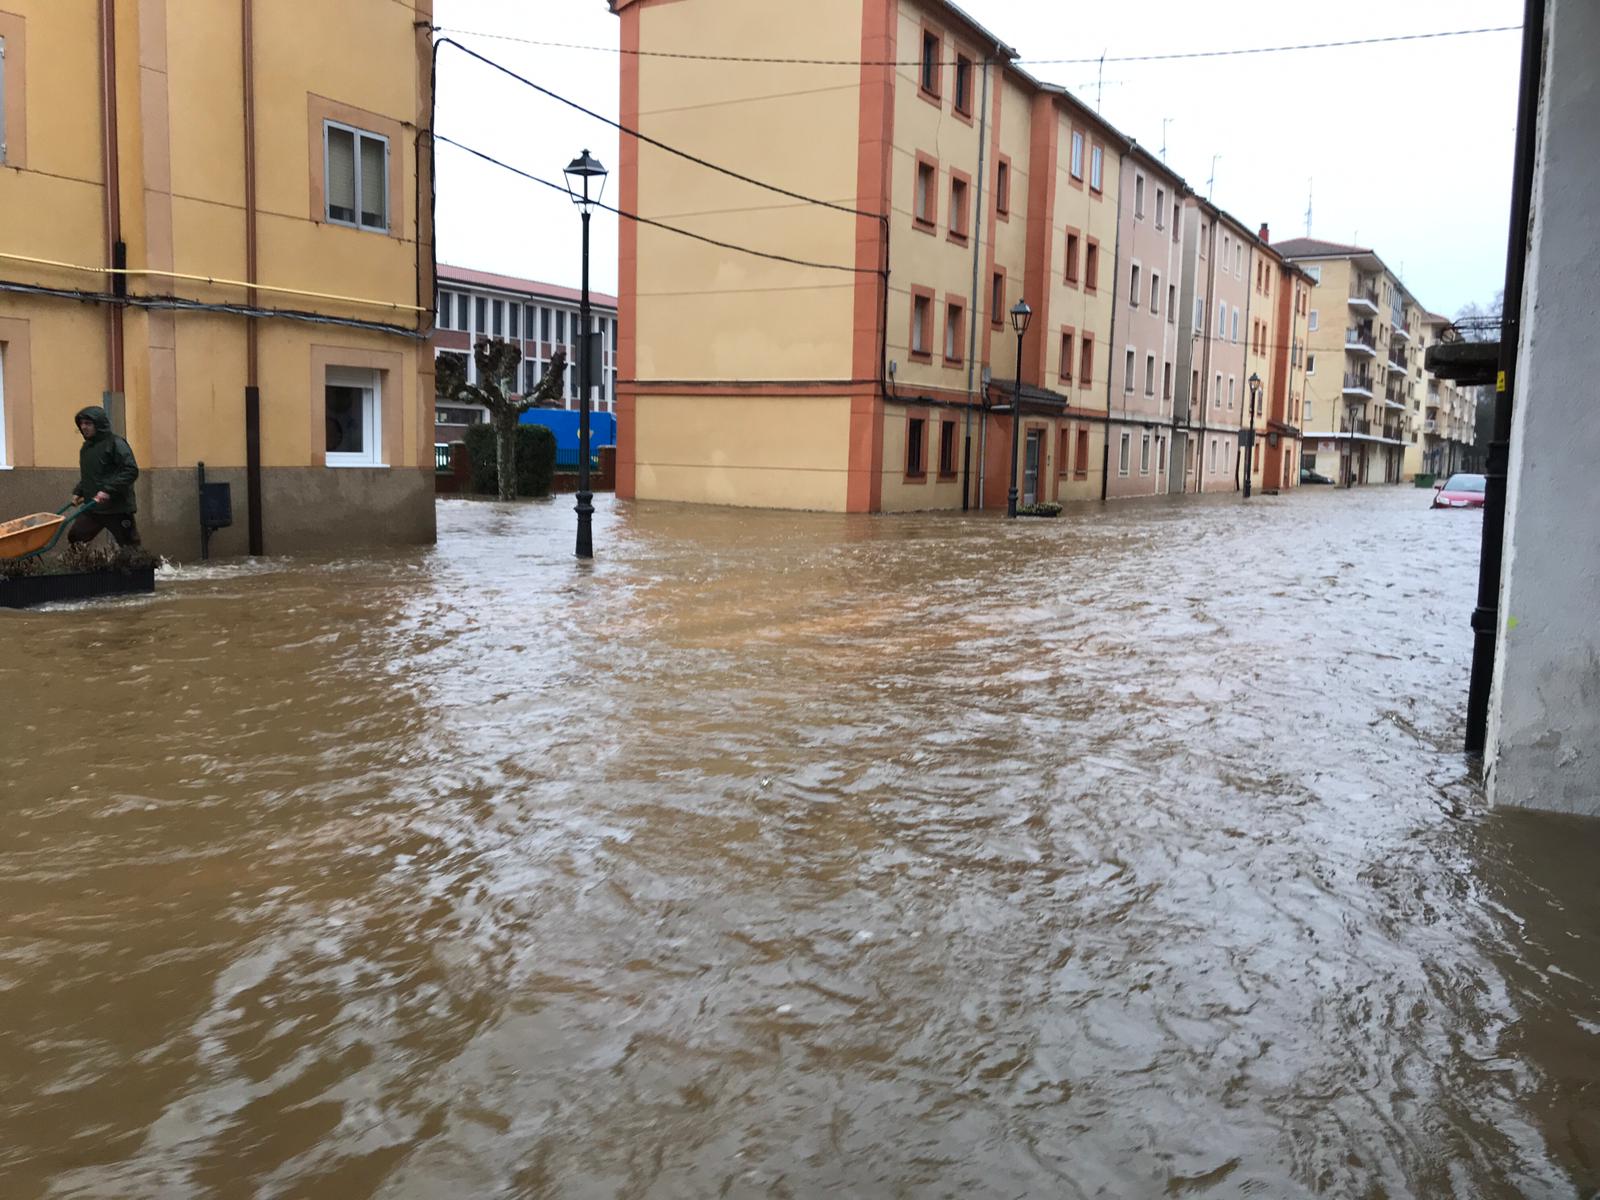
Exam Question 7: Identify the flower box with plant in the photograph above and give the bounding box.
[1015,502,1063,518]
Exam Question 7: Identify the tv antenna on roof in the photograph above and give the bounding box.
[1096,50,1106,111]
[1161,118,1174,163]
[1207,154,1220,201]
[1305,178,1313,236]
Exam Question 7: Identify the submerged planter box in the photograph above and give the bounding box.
[0,566,156,610]
[1016,505,1062,518]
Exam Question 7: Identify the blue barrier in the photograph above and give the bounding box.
[519,409,616,469]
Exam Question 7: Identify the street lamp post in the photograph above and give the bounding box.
[563,149,608,560]
[1006,299,1032,518]
[1244,372,1261,498]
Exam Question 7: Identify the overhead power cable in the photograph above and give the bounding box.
[436,38,879,222]
[432,24,1519,68]
[435,134,877,276]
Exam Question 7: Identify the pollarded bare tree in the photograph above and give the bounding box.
[437,338,567,501]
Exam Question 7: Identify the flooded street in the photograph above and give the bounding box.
[3,488,1597,1198]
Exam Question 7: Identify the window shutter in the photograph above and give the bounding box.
[326,125,356,221]
[359,134,387,229]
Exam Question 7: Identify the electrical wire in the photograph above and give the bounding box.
[435,134,878,276]
[435,38,880,222]
[0,279,427,339]
[431,23,1520,68]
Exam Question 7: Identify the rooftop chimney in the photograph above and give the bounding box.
[1258,222,1270,243]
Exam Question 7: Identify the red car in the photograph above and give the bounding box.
[1432,472,1486,509]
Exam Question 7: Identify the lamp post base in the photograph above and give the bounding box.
[1006,488,1018,518]
[575,491,594,559]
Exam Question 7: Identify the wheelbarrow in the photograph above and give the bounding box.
[0,500,98,562]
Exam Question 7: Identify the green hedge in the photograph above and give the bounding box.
[462,422,557,497]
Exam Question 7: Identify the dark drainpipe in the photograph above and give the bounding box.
[242,0,264,555]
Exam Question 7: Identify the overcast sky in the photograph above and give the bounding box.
[433,0,1521,316]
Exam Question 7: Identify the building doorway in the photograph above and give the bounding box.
[1023,430,1042,507]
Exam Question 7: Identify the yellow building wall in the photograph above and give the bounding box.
[1302,258,1353,433]
[1047,112,1119,390]
[633,393,852,510]
[988,73,1034,385]
[632,0,863,385]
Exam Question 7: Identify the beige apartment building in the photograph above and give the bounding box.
[611,0,1161,512]
[1276,239,1425,487]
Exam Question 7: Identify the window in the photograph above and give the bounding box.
[475,296,488,336]
[1307,352,1316,375]
[920,30,941,97]
[949,174,969,240]
[1118,431,1131,475]
[1222,234,1230,264]
[906,416,926,476]
[1214,372,1222,406]
[541,308,551,342]
[954,53,973,116]
[1075,426,1090,478]
[915,158,937,228]
[1217,301,1227,337]
[1059,329,1074,382]
[1227,375,1235,409]
[1199,223,1208,257]
[526,304,538,340]
[1064,232,1081,283]
[944,300,964,364]
[1155,187,1167,228]
[1129,263,1141,307]
[1124,348,1136,391]
[1140,432,1151,474]
[492,300,504,338]
[1209,439,1218,472]
[1305,265,1322,285]
[509,302,519,340]
[1070,130,1085,180]
[556,310,567,343]
[1232,308,1241,344]
[1235,244,1243,276]
[1157,435,1166,472]
[325,366,381,466]
[995,158,1010,216]
[1308,309,1319,331]
[1134,174,1146,218]
[1145,353,1155,396]
[1163,361,1172,400]
[1080,334,1095,385]
[991,271,1005,326]
[1194,296,1204,330]
[939,420,957,477]
[522,359,542,395]
[1173,201,1181,241]
[1150,272,1161,314]
[911,291,932,357]
[1085,241,1100,290]
[1090,143,1104,191]
[323,121,388,232]
[0,19,24,168]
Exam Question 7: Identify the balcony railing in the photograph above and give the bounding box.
[1386,350,1407,373]
[1382,425,1402,442]
[1345,325,1377,355]
[1343,372,1375,395]
[1340,418,1373,435]
[434,443,453,473]
[1391,322,1411,342]
[1348,282,1380,311]
[1425,419,1438,433]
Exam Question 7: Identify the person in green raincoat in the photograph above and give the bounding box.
[68,406,142,547]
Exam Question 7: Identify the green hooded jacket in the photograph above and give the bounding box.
[74,406,140,514]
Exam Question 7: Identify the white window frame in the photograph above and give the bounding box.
[1308,309,1319,331]
[1194,296,1205,330]
[1155,187,1166,228]
[1150,272,1161,315]
[1228,375,1236,409]
[1129,262,1141,307]
[1217,301,1227,337]
[1144,353,1155,396]
[1090,143,1104,190]
[325,365,383,467]
[1209,439,1218,472]
[1305,265,1322,285]
[1124,347,1136,392]
[1070,130,1084,180]
[1118,431,1131,475]
[322,119,390,233]
[1140,432,1151,474]
[1232,307,1241,343]
[1134,173,1146,219]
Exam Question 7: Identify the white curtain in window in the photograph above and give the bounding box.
[359,135,387,229]
[327,126,356,221]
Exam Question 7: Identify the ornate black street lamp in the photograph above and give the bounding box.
[1244,371,1262,498]
[563,149,608,559]
[1006,299,1032,518]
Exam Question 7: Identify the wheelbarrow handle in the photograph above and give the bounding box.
[55,499,99,517]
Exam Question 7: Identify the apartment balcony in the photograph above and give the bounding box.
[1425,419,1439,433]
[1342,372,1375,397]
[1345,325,1378,356]
[1340,418,1373,436]
[1382,424,1403,442]
[1386,349,1407,374]
[1383,397,1405,411]
[1391,322,1411,343]
[1348,282,1380,313]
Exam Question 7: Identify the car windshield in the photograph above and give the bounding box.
[1443,473,1486,493]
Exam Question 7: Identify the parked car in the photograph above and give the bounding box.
[1300,468,1335,485]
[1432,472,1487,509]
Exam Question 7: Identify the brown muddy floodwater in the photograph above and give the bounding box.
[2,488,1597,1199]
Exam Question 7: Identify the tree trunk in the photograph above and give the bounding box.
[494,410,518,501]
